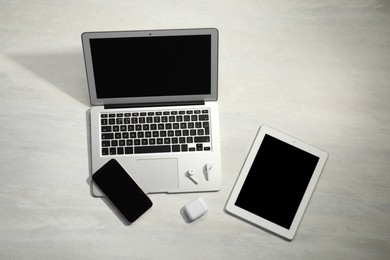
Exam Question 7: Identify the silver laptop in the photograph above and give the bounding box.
[82,28,222,195]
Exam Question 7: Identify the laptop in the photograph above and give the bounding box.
[81,28,222,195]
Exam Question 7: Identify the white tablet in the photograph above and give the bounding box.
[225,125,328,240]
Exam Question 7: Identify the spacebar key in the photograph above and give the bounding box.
[135,145,171,154]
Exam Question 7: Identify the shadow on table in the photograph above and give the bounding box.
[10,50,90,106]
[10,50,95,198]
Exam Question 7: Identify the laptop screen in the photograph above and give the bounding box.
[82,29,218,106]
[90,35,211,99]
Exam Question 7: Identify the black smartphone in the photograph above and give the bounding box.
[92,159,153,223]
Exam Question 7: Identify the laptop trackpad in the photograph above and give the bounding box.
[135,158,179,192]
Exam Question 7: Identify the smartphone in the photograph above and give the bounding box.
[92,159,153,223]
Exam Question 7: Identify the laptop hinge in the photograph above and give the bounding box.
[104,101,205,109]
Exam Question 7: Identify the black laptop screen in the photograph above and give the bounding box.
[89,35,212,99]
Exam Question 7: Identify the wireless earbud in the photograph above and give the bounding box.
[187,169,199,184]
[204,163,212,181]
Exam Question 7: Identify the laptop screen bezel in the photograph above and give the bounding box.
[81,28,218,106]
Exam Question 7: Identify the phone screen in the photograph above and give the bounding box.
[92,159,153,223]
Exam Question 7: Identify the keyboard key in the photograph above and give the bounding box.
[102,141,110,147]
[102,133,114,139]
[194,136,210,143]
[172,145,180,152]
[135,145,171,154]
[125,147,133,154]
[102,148,109,155]
[199,114,209,121]
[101,126,111,132]
[181,144,188,152]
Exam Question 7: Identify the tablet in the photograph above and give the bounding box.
[225,125,328,240]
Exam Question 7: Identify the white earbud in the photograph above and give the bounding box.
[204,163,212,181]
[187,169,199,184]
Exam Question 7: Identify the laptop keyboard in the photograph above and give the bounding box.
[100,109,212,156]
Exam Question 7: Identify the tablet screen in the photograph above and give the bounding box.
[234,134,320,229]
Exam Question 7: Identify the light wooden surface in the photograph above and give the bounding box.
[1,1,389,259]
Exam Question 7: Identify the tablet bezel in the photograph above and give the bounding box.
[225,125,328,240]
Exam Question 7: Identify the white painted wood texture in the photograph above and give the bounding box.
[1,1,389,259]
